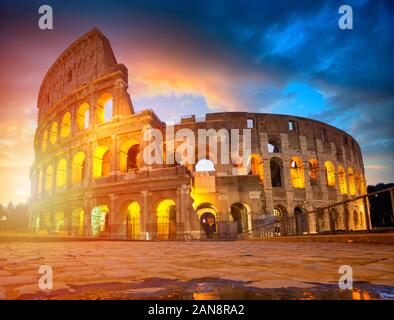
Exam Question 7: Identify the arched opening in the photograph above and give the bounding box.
[338,166,347,194]
[325,161,336,187]
[76,102,90,130]
[42,130,48,152]
[273,206,288,236]
[53,212,65,234]
[248,154,264,182]
[71,208,84,236]
[126,202,141,240]
[97,93,113,123]
[119,140,140,172]
[270,157,283,187]
[93,145,110,178]
[196,203,218,238]
[156,199,177,240]
[49,122,58,144]
[56,158,67,188]
[294,207,308,235]
[91,205,109,236]
[308,159,319,185]
[230,202,250,234]
[60,112,71,138]
[348,167,356,195]
[72,152,87,183]
[329,208,340,232]
[45,165,53,192]
[290,157,305,188]
[195,159,215,172]
[353,210,359,228]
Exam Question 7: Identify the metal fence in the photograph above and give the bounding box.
[248,186,394,238]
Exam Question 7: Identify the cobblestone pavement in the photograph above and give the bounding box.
[0,240,393,299]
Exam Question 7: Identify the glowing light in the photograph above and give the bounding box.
[325,161,336,187]
[290,156,305,188]
[60,112,71,138]
[338,165,347,194]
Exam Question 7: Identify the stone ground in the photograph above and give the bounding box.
[0,239,394,299]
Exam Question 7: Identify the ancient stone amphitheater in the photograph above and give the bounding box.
[28,28,368,240]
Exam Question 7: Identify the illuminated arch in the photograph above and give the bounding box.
[56,158,67,188]
[91,205,109,236]
[60,112,71,138]
[338,165,347,194]
[290,156,305,188]
[76,102,90,130]
[196,203,218,238]
[42,130,48,152]
[348,167,356,195]
[44,165,53,192]
[97,93,113,123]
[324,161,336,187]
[247,154,264,182]
[156,199,176,240]
[93,145,110,178]
[72,152,86,183]
[125,201,141,239]
[49,122,58,144]
[308,159,319,184]
[119,139,140,172]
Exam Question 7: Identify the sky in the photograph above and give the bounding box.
[0,0,393,204]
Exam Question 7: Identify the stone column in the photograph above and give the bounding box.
[140,191,149,239]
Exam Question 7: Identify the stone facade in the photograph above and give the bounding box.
[28,28,368,240]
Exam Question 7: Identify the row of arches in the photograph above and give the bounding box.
[269,157,365,195]
[40,94,113,152]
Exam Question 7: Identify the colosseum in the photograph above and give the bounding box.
[28,28,369,240]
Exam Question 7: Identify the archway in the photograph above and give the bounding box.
[93,145,110,177]
[329,208,340,232]
[248,154,264,182]
[125,202,141,240]
[91,205,109,236]
[270,157,283,187]
[294,207,308,235]
[119,140,140,172]
[56,158,67,188]
[71,208,84,236]
[72,152,86,183]
[76,102,90,130]
[273,206,288,236]
[196,203,218,238]
[60,112,71,138]
[230,202,250,234]
[156,199,176,240]
[97,93,113,123]
[325,161,336,187]
[290,157,305,188]
[308,159,319,185]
